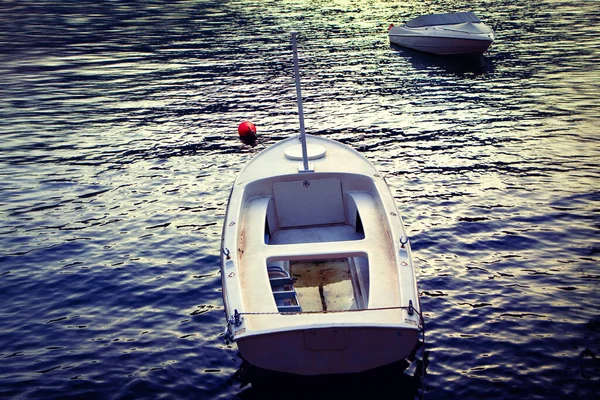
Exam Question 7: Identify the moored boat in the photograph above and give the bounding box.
[220,32,423,376]
[388,12,495,55]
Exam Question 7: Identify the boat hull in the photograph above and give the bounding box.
[390,34,492,55]
[389,22,494,55]
[237,326,419,376]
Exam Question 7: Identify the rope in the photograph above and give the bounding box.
[235,305,413,316]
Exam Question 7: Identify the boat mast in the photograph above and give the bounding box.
[290,31,310,173]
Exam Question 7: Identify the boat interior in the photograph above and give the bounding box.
[239,174,400,315]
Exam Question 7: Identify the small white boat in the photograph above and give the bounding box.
[388,12,494,55]
[220,32,423,376]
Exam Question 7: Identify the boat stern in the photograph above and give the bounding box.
[237,325,419,376]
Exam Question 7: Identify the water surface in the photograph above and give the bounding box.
[1,0,598,399]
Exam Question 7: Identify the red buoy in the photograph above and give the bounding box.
[238,121,256,138]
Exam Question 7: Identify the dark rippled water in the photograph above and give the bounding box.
[1,0,599,399]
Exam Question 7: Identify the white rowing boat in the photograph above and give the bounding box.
[220,32,423,376]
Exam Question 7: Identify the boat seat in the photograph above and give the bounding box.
[345,191,400,308]
[346,191,383,239]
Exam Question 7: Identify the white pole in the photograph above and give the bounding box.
[290,31,310,172]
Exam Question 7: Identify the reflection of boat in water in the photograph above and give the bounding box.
[220,32,424,376]
[393,45,495,77]
[234,353,428,399]
[389,12,495,55]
